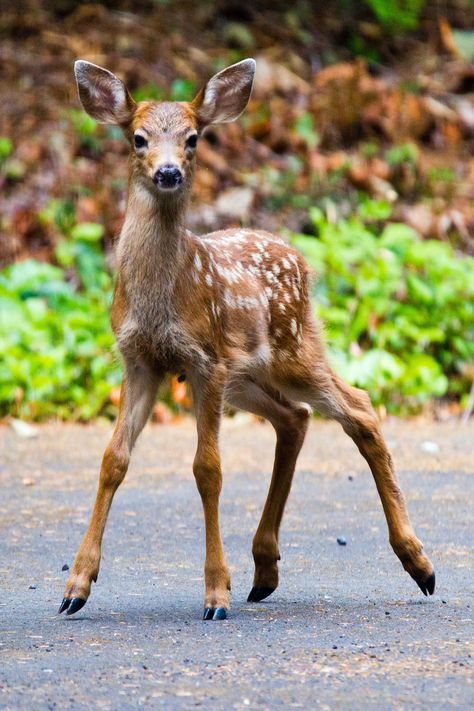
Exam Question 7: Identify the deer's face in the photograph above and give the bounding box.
[130,102,199,193]
[74,59,255,196]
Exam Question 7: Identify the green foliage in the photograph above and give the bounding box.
[385,142,419,168]
[0,259,120,421]
[294,112,320,149]
[2,196,473,419]
[291,201,474,412]
[0,211,120,420]
[0,136,13,162]
[132,83,164,102]
[365,0,426,32]
[132,79,197,103]
[67,109,100,152]
[169,79,197,101]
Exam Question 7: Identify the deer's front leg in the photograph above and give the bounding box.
[190,364,230,621]
[59,362,160,616]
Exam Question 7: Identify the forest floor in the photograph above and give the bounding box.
[1,3,473,267]
[0,418,473,709]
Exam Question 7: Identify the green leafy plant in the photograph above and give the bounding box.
[132,79,197,103]
[0,136,13,163]
[0,258,120,420]
[294,112,320,149]
[291,201,474,412]
[365,0,426,33]
[67,108,102,153]
[0,201,122,420]
[385,142,419,168]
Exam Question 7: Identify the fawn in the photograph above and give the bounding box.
[59,58,435,621]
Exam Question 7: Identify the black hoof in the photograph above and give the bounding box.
[58,597,70,614]
[416,571,436,597]
[212,607,227,620]
[247,586,276,603]
[203,607,228,620]
[416,581,428,596]
[66,597,86,616]
[425,571,436,595]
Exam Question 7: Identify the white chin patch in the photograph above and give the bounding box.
[156,183,182,193]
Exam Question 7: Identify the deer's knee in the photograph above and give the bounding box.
[193,450,222,500]
[275,403,311,445]
[101,443,129,489]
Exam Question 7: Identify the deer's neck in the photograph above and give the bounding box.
[118,179,189,302]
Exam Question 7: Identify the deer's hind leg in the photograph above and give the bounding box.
[279,357,435,596]
[226,379,310,602]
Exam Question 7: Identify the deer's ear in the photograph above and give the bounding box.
[192,59,256,127]
[74,60,136,125]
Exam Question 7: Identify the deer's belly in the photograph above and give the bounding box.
[116,314,209,371]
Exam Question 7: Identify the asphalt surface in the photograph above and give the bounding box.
[0,418,473,710]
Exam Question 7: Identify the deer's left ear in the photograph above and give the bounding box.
[192,59,256,127]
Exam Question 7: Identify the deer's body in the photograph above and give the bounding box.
[59,59,435,620]
[116,216,312,382]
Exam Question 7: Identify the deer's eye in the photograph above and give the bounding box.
[186,134,198,149]
[134,134,147,149]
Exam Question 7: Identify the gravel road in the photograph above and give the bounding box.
[0,418,473,709]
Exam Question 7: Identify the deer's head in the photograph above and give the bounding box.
[74,59,255,195]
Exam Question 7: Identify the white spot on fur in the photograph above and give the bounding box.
[279,302,286,313]
[291,319,298,336]
[282,258,290,269]
[272,263,280,276]
[205,273,213,287]
[194,253,202,271]
[254,343,271,364]
[224,290,235,308]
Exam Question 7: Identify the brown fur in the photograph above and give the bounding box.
[61,60,435,618]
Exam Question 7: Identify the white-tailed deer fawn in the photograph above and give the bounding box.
[59,58,435,621]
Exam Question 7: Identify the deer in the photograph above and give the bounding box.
[59,58,435,621]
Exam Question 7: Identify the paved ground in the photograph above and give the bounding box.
[0,418,473,710]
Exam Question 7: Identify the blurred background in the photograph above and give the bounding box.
[0,0,473,422]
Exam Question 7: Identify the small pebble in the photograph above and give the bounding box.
[385,610,390,615]
[421,440,439,454]
[337,536,347,546]
[62,564,69,571]
[29,584,37,590]
[348,475,354,481]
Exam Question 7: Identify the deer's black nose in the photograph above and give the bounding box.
[153,164,183,188]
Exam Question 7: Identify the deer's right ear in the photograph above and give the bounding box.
[74,60,136,125]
